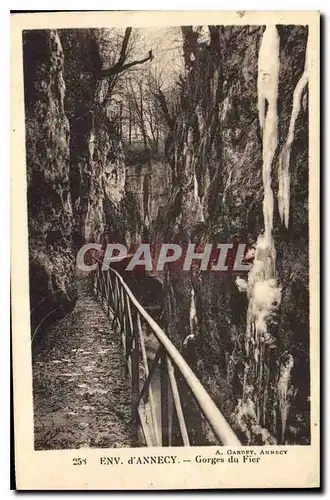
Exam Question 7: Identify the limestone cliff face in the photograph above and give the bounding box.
[23,30,77,334]
[125,159,171,239]
[155,26,309,445]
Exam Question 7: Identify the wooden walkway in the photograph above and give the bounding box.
[32,280,141,450]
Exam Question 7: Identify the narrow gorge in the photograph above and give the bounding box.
[24,24,310,447]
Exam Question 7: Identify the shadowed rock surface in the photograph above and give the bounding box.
[151,25,310,445]
[23,30,78,333]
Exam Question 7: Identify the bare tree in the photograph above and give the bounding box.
[95,28,153,79]
[122,73,169,154]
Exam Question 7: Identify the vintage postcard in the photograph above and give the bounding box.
[11,10,320,490]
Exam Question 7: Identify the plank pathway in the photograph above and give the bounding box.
[32,280,140,450]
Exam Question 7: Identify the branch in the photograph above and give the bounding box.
[96,49,153,79]
[120,51,153,72]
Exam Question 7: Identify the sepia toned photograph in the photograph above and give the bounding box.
[11,10,320,490]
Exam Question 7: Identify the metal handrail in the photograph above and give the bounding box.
[93,256,241,447]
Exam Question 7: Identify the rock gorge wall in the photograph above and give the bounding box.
[125,159,171,238]
[153,25,309,445]
[24,29,142,334]
[23,30,78,334]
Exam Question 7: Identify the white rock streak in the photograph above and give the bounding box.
[257,25,280,243]
[245,26,282,345]
[235,26,283,390]
[278,36,309,229]
[237,26,282,349]
[189,287,197,333]
[277,354,294,442]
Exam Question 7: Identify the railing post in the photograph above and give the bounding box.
[108,272,114,309]
[166,357,190,446]
[136,313,160,446]
[131,324,140,424]
[125,294,134,358]
[95,265,99,298]
[160,349,169,446]
[98,266,102,298]
[100,270,104,303]
[116,279,122,326]
[107,273,110,316]
[114,276,118,314]
[102,271,106,305]
[112,276,120,330]
[120,286,125,330]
